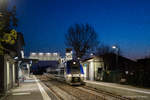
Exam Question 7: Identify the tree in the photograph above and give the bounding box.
[96,44,115,70]
[96,44,114,56]
[65,24,99,59]
[0,3,18,55]
[0,5,17,32]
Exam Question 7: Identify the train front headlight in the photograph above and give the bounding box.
[67,74,72,77]
[67,74,72,81]
[80,74,84,77]
[80,74,84,81]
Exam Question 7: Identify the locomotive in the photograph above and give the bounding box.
[49,59,85,85]
[64,60,84,85]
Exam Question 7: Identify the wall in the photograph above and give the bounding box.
[2,55,17,92]
[89,59,94,80]
[0,55,4,92]
[82,57,104,81]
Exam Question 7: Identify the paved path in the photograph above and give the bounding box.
[3,76,57,100]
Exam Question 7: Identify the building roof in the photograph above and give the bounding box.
[81,53,137,71]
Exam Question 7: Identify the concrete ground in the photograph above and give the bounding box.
[2,75,58,100]
[85,80,150,100]
[2,75,150,100]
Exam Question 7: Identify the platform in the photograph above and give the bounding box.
[2,76,58,100]
[85,80,150,100]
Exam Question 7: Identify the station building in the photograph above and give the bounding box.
[81,56,104,81]
[81,53,137,83]
[0,33,25,92]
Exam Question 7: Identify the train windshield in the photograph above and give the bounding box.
[67,61,80,73]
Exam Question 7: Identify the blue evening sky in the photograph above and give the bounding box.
[12,0,150,59]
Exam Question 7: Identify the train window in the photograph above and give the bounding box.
[67,60,80,72]
[60,69,64,75]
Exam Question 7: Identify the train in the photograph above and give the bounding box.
[49,59,85,85]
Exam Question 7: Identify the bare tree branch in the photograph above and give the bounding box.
[65,23,99,58]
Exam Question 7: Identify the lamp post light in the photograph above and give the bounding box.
[112,45,119,69]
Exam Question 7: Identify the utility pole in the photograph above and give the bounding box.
[112,45,119,69]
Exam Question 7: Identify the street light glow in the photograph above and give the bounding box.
[112,46,117,49]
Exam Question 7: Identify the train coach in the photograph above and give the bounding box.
[64,60,84,85]
[48,59,85,85]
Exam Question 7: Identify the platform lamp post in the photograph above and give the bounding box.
[112,45,119,69]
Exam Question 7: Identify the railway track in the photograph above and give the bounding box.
[78,86,131,100]
[37,74,132,100]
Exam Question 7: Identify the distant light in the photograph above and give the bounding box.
[53,53,57,56]
[112,46,117,49]
[39,53,43,55]
[46,53,51,55]
[90,53,93,56]
[31,53,36,55]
